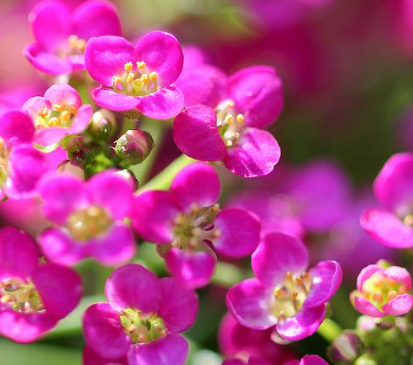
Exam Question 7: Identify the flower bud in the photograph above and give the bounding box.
[115,129,154,167]
[328,331,363,364]
[57,160,85,179]
[89,110,117,141]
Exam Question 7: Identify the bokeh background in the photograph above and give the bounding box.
[1,0,413,364]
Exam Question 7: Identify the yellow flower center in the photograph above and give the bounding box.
[0,138,9,190]
[35,103,78,130]
[216,99,245,147]
[0,279,44,313]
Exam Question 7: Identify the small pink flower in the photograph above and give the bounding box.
[131,163,261,288]
[0,226,81,343]
[227,233,342,341]
[24,0,122,75]
[38,171,136,266]
[84,32,184,119]
[351,262,413,318]
[23,84,93,147]
[361,153,413,248]
[283,355,329,365]
[173,66,283,177]
[83,264,198,365]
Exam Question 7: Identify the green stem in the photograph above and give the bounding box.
[317,318,343,343]
[139,154,195,192]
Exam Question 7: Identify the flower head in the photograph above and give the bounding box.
[227,233,342,341]
[83,264,198,365]
[0,226,81,342]
[23,84,93,147]
[351,262,413,318]
[173,66,283,177]
[24,0,122,75]
[131,163,261,288]
[361,153,413,248]
[85,32,184,119]
[38,171,136,266]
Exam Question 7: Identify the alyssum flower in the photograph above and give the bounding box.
[222,355,328,365]
[227,232,342,341]
[173,65,283,177]
[83,264,198,365]
[0,226,81,343]
[38,170,136,266]
[24,0,122,75]
[361,153,413,248]
[85,31,184,119]
[132,162,261,288]
[351,261,413,318]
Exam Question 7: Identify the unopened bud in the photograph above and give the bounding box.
[57,160,85,179]
[328,331,363,364]
[115,129,154,167]
[89,110,117,141]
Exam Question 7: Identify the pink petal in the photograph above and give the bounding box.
[22,96,52,120]
[223,128,281,178]
[24,44,73,75]
[226,278,275,330]
[158,277,198,333]
[128,334,188,365]
[69,104,93,134]
[105,264,161,313]
[353,296,384,317]
[252,233,308,288]
[382,294,413,316]
[83,346,129,365]
[356,264,382,292]
[92,87,139,111]
[173,105,226,161]
[213,208,261,258]
[300,355,329,365]
[44,84,82,109]
[136,87,184,120]
[383,266,412,290]
[135,31,183,87]
[35,127,68,146]
[0,110,35,146]
[170,162,220,212]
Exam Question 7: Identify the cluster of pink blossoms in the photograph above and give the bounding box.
[0,1,412,365]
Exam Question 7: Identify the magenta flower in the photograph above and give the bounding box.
[83,264,198,365]
[350,262,413,318]
[24,0,121,75]
[131,163,261,288]
[84,346,128,365]
[84,32,184,119]
[0,110,52,199]
[222,357,272,365]
[0,226,81,343]
[173,66,283,178]
[283,355,329,365]
[38,171,136,266]
[22,84,93,147]
[361,153,413,248]
[227,233,342,341]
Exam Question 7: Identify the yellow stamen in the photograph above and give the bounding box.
[52,104,63,112]
[236,114,245,124]
[113,76,121,86]
[127,72,135,84]
[223,114,233,124]
[124,62,133,72]
[387,291,398,301]
[48,117,60,127]
[61,110,71,123]
[149,72,157,82]
[137,61,146,70]
[141,74,148,84]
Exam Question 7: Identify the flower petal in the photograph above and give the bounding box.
[0,226,39,280]
[89,224,136,266]
[300,355,329,365]
[304,261,342,308]
[252,233,308,288]
[131,191,178,244]
[356,264,382,292]
[85,36,135,86]
[213,208,261,258]
[72,0,122,40]
[35,127,68,146]
[229,66,283,128]
[353,295,384,317]
[226,278,275,330]
[33,263,82,319]
[128,333,188,365]
[69,104,93,134]
[383,266,412,290]
[83,303,132,359]
[135,31,183,86]
[361,208,413,248]
[382,294,413,316]
[45,84,82,108]
[223,128,281,178]
[137,87,184,120]
[24,44,73,75]
[275,305,326,341]
[83,346,129,365]
[0,110,35,146]
[173,105,226,161]
[105,264,161,313]
[92,87,139,111]
[170,162,220,212]
[158,277,198,333]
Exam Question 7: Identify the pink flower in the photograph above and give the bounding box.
[222,355,328,365]
[24,0,121,75]
[131,163,261,288]
[84,32,184,119]
[38,171,136,266]
[173,66,283,177]
[227,233,342,341]
[0,226,81,343]
[0,110,51,199]
[361,153,413,248]
[351,262,413,318]
[83,264,198,365]
[23,84,93,147]
[83,346,128,365]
